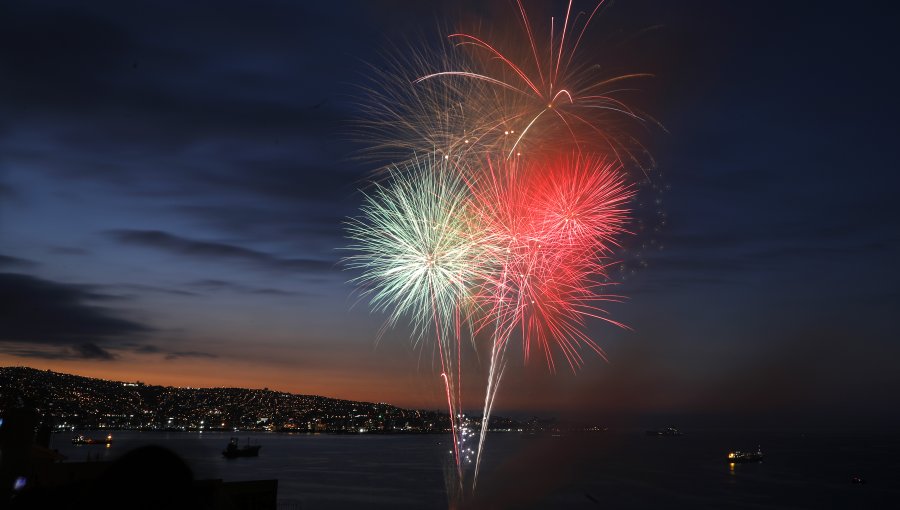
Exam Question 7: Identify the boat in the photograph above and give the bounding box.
[727,446,763,463]
[646,427,681,436]
[72,434,113,445]
[222,437,261,458]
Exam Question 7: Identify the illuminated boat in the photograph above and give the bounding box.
[72,434,113,445]
[223,437,262,458]
[646,427,681,436]
[727,446,763,463]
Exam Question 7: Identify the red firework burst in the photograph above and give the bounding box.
[466,154,633,370]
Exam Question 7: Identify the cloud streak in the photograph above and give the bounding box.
[187,278,303,296]
[0,272,151,345]
[106,229,334,273]
[0,254,38,270]
[4,342,117,361]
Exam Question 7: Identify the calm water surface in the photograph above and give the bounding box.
[51,429,900,509]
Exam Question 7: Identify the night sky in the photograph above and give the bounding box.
[2,1,898,426]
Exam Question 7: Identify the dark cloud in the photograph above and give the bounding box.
[672,165,779,195]
[107,283,199,298]
[658,231,742,251]
[629,213,900,295]
[105,229,334,273]
[637,254,747,274]
[751,237,900,262]
[48,246,91,256]
[2,342,117,361]
[0,272,150,353]
[0,254,38,270]
[0,4,134,108]
[0,1,346,129]
[72,342,117,360]
[187,279,303,297]
[175,204,347,253]
[133,344,218,360]
[164,350,218,361]
[0,182,19,201]
[195,161,361,205]
[249,288,301,297]
[0,1,356,188]
[626,275,738,296]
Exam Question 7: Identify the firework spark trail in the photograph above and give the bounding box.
[347,0,650,498]
[411,0,655,167]
[356,1,655,172]
[355,41,513,171]
[345,156,482,471]
[465,155,634,485]
[474,330,507,489]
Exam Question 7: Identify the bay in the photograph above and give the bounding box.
[49,429,900,509]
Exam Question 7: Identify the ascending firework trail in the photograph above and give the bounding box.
[346,0,652,498]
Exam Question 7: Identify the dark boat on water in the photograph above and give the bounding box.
[728,446,763,463]
[72,434,113,445]
[223,437,261,458]
[646,427,682,436]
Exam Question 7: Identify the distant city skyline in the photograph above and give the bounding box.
[1,0,898,425]
[0,366,534,433]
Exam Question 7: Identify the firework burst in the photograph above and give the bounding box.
[354,39,504,170]
[415,0,655,165]
[345,155,482,477]
[355,1,655,172]
[466,155,634,365]
[345,156,480,338]
[463,154,633,484]
[346,0,652,499]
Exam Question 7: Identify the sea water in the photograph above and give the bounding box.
[49,429,900,509]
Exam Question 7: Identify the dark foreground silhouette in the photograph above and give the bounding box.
[8,445,276,510]
[12,445,196,509]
